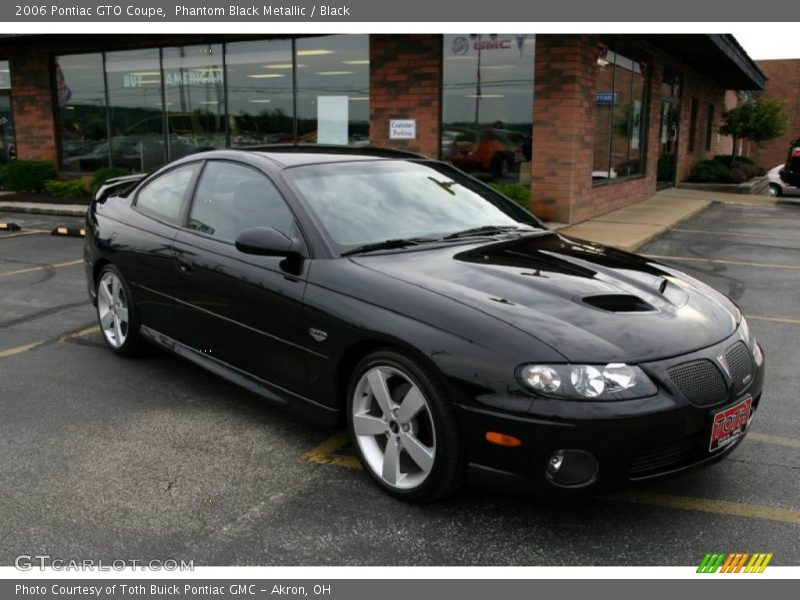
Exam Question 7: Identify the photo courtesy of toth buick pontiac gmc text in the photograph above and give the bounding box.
[83,145,765,502]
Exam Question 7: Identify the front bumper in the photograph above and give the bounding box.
[454,332,765,495]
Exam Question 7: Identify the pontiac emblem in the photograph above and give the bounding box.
[717,354,731,378]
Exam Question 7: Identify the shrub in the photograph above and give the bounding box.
[44,179,88,198]
[488,182,531,211]
[0,160,58,192]
[687,156,766,184]
[91,166,131,193]
[688,160,735,183]
[713,154,755,168]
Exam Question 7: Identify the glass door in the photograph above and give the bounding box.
[657,68,681,190]
[657,101,679,189]
[0,92,15,164]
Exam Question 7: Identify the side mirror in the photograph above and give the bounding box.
[235,226,298,257]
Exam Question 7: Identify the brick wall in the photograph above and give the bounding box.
[530,35,600,223]
[6,46,58,163]
[532,34,735,224]
[369,35,442,157]
[751,59,800,169]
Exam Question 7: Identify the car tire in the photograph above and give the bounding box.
[768,183,782,197]
[95,264,144,357]
[347,349,465,502]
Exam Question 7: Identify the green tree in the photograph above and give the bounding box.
[719,96,789,157]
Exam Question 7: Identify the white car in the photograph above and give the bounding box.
[768,164,800,197]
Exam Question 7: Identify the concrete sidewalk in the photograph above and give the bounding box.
[559,188,780,252]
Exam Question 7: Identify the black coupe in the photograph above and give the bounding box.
[84,146,765,502]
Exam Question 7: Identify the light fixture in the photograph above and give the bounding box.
[263,63,299,69]
[199,100,218,105]
[597,56,610,67]
[130,71,160,77]
[249,99,272,103]
[296,49,334,56]
[342,60,369,65]
[465,94,505,98]
[315,71,353,76]
[349,96,369,101]
[248,74,286,79]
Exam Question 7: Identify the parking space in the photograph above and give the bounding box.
[0,205,798,566]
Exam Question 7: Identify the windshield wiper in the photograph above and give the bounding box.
[442,225,527,240]
[341,238,426,257]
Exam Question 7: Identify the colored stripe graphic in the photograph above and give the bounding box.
[697,552,772,573]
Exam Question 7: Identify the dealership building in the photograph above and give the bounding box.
[0,34,764,224]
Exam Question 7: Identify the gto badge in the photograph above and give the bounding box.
[309,328,328,342]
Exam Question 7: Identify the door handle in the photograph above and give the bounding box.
[177,260,192,275]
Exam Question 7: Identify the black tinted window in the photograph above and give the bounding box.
[135,163,199,221]
[188,161,294,241]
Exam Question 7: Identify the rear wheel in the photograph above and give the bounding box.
[96,265,144,356]
[347,350,464,502]
[768,183,782,197]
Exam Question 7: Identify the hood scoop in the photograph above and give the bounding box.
[582,294,655,313]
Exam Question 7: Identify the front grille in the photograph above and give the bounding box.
[628,437,704,477]
[667,359,728,406]
[725,341,754,392]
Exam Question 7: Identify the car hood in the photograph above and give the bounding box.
[351,232,739,363]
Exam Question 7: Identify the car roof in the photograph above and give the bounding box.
[238,144,428,168]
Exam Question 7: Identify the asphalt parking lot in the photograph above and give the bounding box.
[0,202,798,567]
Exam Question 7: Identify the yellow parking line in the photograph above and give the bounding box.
[746,314,800,325]
[747,432,800,450]
[0,340,44,359]
[302,431,362,470]
[61,325,100,341]
[0,259,83,278]
[642,255,800,270]
[0,229,49,239]
[671,228,794,241]
[602,491,800,525]
[0,325,99,360]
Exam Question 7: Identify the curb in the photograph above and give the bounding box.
[0,203,88,217]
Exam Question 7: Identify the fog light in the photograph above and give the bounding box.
[547,450,564,474]
[545,449,599,488]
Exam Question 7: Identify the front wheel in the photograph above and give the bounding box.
[96,265,144,356]
[347,350,464,502]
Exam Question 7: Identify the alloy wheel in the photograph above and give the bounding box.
[97,271,129,349]
[352,366,436,490]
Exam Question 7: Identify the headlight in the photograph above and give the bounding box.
[518,363,657,400]
[740,317,764,367]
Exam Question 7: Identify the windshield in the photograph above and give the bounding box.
[283,159,542,253]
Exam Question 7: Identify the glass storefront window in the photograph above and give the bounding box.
[442,34,534,185]
[162,43,225,161]
[105,48,165,172]
[592,47,648,182]
[226,39,295,146]
[0,60,15,164]
[56,53,108,172]
[56,36,371,173]
[295,35,370,145]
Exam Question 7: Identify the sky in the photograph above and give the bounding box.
[733,31,800,60]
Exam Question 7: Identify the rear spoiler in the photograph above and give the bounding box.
[94,173,148,202]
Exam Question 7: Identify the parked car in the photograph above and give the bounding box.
[768,164,800,197]
[85,145,765,502]
[444,127,530,180]
[778,138,800,191]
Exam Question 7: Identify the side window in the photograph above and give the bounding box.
[187,161,295,242]
[135,163,199,222]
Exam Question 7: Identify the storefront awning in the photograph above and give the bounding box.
[646,34,766,90]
